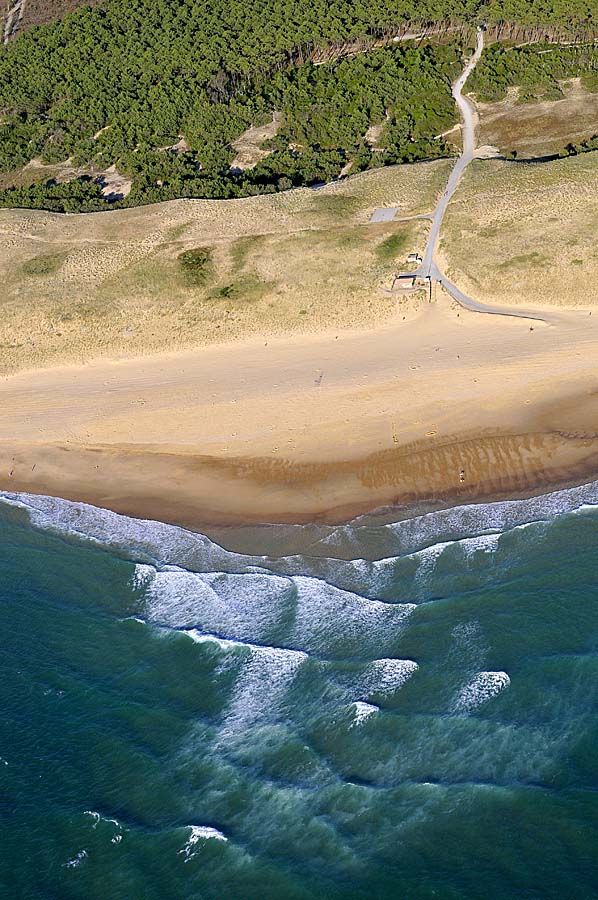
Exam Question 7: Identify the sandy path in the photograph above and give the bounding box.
[3,0,25,43]
[406,29,554,322]
[421,29,485,276]
[1,298,597,525]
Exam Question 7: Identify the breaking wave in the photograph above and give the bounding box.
[452,671,511,713]
[1,482,596,767]
[179,826,228,862]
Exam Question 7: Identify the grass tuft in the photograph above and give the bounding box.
[497,251,547,269]
[211,274,272,302]
[231,235,266,272]
[178,247,214,285]
[375,230,410,262]
[22,253,66,276]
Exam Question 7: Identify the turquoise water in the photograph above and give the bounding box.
[0,485,597,899]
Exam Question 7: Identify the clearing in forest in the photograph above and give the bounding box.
[474,79,598,157]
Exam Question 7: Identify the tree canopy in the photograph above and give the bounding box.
[0,0,596,210]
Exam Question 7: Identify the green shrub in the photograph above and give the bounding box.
[21,253,66,276]
[376,231,409,261]
[177,247,214,285]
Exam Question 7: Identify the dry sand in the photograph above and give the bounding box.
[1,292,597,527]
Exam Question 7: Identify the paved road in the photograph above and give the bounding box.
[409,29,554,323]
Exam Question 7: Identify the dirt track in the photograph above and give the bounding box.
[3,0,26,43]
[408,29,557,322]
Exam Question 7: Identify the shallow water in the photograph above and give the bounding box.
[0,484,597,899]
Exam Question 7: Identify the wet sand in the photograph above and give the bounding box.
[1,295,597,527]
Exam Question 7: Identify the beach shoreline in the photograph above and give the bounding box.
[0,294,597,529]
[1,439,597,532]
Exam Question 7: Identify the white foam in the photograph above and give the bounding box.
[451,621,481,644]
[179,825,227,861]
[0,491,258,572]
[383,482,598,548]
[162,623,308,735]
[63,849,88,869]
[462,533,501,555]
[453,671,511,713]
[131,564,156,590]
[449,620,490,668]
[310,479,598,568]
[185,629,307,660]
[362,658,419,699]
[413,538,452,578]
[311,531,504,603]
[221,643,308,735]
[350,701,379,727]
[185,630,241,651]
[143,568,294,643]
[1,483,597,610]
[574,503,598,515]
[141,564,415,657]
[289,575,415,654]
[84,810,101,828]
[84,810,124,842]
[412,532,500,581]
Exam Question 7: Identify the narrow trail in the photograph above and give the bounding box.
[410,28,557,324]
[3,0,25,44]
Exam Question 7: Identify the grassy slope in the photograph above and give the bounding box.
[0,161,447,374]
[474,80,598,157]
[440,153,598,308]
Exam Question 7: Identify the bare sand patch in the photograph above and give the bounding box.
[0,156,132,200]
[0,157,88,190]
[97,165,132,200]
[4,0,101,37]
[230,112,282,171]
[365,123,385,151]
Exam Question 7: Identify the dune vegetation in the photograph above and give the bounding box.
[440,153,598,308]
[0,160,448,373]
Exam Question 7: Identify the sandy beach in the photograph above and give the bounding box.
[1,292,597,527]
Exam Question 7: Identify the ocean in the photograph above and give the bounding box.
[0,484,597,900]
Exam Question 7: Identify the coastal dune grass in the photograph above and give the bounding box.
[376,231,411,261]
[0,162,444,374]
[21,252,67,276]
[440,153,598,308]
[177,247,214,286]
